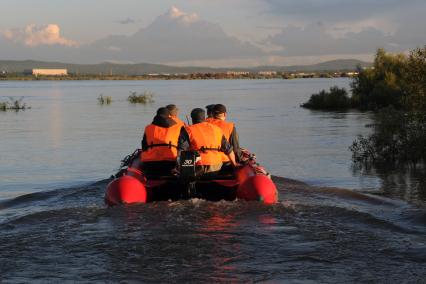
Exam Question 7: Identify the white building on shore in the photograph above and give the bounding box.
[258,71,277,76]
[226,71,250,76]
[24,69,68,76]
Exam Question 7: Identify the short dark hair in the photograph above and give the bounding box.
[156,107,170,117]
[190,108,205,123]
[206,104,215,111]
[166,104,178,116]
[166,104,178,111]
[206,104,216,117]
[213,104,227,115]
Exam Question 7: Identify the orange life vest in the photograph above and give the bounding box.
[141,123,182,162]
[170,116,185,127]
[185,122,224,166]
[205,117,215,123]
[207,119,234,162]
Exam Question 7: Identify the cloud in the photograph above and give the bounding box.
[256,25,283,31]
[266,23,398,56]
[167,6,199,23]
[259,0,426,57]
[118,18,136,25]
[0,7,262,64]
[89,6,263,63]
[262,0,421,23]
[1,5,423,66]
[2,24,77,47]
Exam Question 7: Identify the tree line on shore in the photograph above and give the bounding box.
[0,71,358,81]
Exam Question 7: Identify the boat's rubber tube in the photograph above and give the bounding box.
[105,162,278,205]
[237,175,278,204]
[235,165,278,204]
[105,175,147,206]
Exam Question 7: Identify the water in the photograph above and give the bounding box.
[1,79,425,282]
[0,79,377,199]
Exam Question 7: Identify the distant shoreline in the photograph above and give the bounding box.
[0,72,357,81]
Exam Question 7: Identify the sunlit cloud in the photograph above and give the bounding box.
[167,6,199,23]
[2,24,78,47]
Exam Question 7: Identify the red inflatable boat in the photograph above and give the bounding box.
[105,149,278,206]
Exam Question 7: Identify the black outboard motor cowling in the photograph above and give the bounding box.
[179,150,200,181]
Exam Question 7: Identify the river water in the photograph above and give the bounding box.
[0,79,425,282]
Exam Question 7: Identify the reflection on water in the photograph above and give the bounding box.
[48,89,63,149]
[380,168,426,207]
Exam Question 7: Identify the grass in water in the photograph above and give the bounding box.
[127,91,155,104]
[97,94,112,105]
[0,97,30,111]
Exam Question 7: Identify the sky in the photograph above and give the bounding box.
[0,0,425,67]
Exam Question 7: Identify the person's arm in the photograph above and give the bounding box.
[220,135,237,167]
[141,133,148,151]
[229,126,243,162]
[227,151,237,167]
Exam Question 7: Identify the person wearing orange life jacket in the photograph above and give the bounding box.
[208,104,243,163]
[166,104,186,127]
[178,108,238,175]
[141,107,185,176]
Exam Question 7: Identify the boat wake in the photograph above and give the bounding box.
[0,176,425,282]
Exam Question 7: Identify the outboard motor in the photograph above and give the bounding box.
[179,151,199,180]
[178,151,200,198]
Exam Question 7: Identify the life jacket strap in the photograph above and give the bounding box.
[144,141,178,151]
[199,146,222,153]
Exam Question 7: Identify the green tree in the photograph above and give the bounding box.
[406,46,426,110]
[351,48,408,110]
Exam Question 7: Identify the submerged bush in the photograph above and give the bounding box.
[127,91,155,104]
[0,97,29,111]
[97,94,112,105]
[301,86,352,110]
[350,108,426,169]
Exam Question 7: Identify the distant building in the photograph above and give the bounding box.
[226,71,250,76]
[24,69,68,76]
[345,72,359,77]
[258,71,277,76]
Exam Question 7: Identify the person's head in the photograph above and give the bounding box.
[190,108,206,124]
[206,104,216,118]
[156,107,170,118]
[212,104,227,120]
[166,104,179,117]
